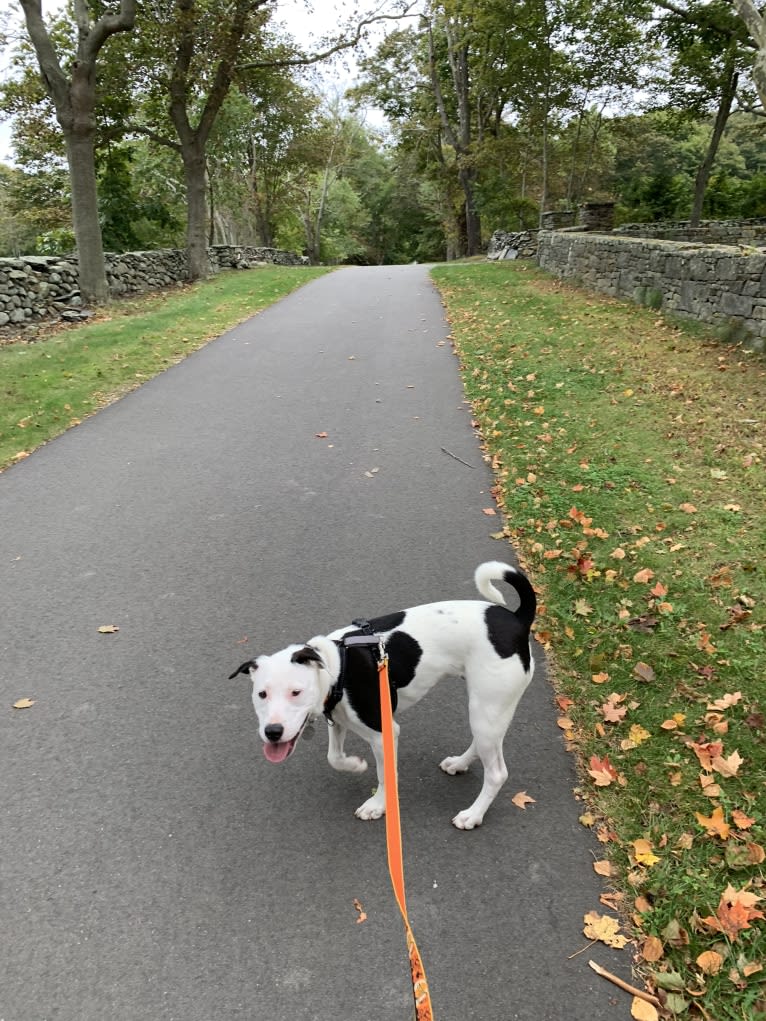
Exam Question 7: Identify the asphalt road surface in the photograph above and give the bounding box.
[1,265,631,1020]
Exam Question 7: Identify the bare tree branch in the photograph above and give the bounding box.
[237,2,420,70]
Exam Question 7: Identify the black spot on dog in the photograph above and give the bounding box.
[485,604,531,672]
[386,630,422,690]
[343,628,422,732]
[368,610,407,633]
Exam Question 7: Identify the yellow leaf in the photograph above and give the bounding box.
[13,698,36,709]
[98,624,120,634]
[632,838,660,867]
[631,996,659,1021]
[583,910,628,948]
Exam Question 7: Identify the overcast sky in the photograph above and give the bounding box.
[0,0,408,164]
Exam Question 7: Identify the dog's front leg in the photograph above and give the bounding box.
[326,721,368,774]
[354,725,396,820]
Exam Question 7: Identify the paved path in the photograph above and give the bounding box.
[1,265,630,1020]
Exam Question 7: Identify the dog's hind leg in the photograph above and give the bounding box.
[451,679,528,830]
[327,722,368,774]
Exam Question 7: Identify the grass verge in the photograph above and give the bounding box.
[431,260,765,1021]
[0,265,330,471]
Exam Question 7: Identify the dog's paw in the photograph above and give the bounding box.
[355,795,386,820]
[329,754,368,774]
[439,755,470,775]
[452,809,483,830]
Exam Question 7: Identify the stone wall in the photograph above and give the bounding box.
[487,229,539,260]
[613,217,766,246]
[537,230,766,351]
[0,244,305,327]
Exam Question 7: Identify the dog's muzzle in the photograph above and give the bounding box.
[262,715,313,763]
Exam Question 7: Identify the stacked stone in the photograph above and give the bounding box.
[0,244,306,328]
[0,257,80,325]
[537,230,766,351]
[613,218,766,247]
[487,229,539,260]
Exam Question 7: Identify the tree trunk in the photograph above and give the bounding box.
[731,0,766,110]
[690,64,738,227]
[182,144,211,280]
[64,128,108,304]
[18,0,137,305]
[458,164,481,255]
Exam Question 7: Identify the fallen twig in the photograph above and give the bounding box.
[440,447,476,469]
[588,960,661,1007]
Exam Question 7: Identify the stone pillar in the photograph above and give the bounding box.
[578,202,615,232]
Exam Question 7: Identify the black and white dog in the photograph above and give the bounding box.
[230,561,536,829]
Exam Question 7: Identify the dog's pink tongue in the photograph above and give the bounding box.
[263,741,292,763]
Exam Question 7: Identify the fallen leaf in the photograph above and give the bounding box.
[315,431,329,438]
[707,691,743,710]
[13,698,35,709]
[588,754,619,787]
[574,598,593,617]
[711,749,743,778]
[632,838,660,867]
[591,671,610,685]
[679,502,697,514]
[633,568,655,584]
[352,898,367,923]
[583,910,628,948]
[632,662,655,683]
[701,884,764,941]
[695,949,723,977]
[641,935,664,962]
[593,860,613,877]
[511,790,536,810]
[695,806,731,840]
[98,625,120,634]
[732,809,755,830]
[631,997,659,1021]
[482,507,497,516]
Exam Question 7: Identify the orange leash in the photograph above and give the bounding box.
[378,656,435,1021]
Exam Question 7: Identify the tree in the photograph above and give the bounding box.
[17,0,137,303]
[731,0,766,111]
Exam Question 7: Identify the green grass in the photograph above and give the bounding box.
[431,260,765,1021]
[0,266,330,470]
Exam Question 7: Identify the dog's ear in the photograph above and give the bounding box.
[291,645,325,668]
[228,659,257,679]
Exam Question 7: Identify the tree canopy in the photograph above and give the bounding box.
[0,0,763,275]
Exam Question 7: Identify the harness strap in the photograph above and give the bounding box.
[324,619,381,724]
[379,655,435,1019]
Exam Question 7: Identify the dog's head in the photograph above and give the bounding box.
[229,636,339,763]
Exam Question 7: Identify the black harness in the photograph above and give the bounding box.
[324,618,390,724]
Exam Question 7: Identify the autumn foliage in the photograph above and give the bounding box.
[433,261,765,1021]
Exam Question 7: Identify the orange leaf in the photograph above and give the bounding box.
[732,809,755,830]
[696,950,723,975]
[695,806,731,840]
[641,935,664,962]
[701,884,764,941]
[631,998,659,1021]
[588,754,618,787]
[633,568,655,584]
[511,790,536,810]
[592,671,610,685]
[482,507,497,516]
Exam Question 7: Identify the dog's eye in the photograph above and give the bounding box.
[291,690,302,697]
[257,691,267,700]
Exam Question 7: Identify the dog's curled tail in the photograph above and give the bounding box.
[475,561,536,630]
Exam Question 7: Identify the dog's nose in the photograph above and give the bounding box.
[265,724,284,743]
